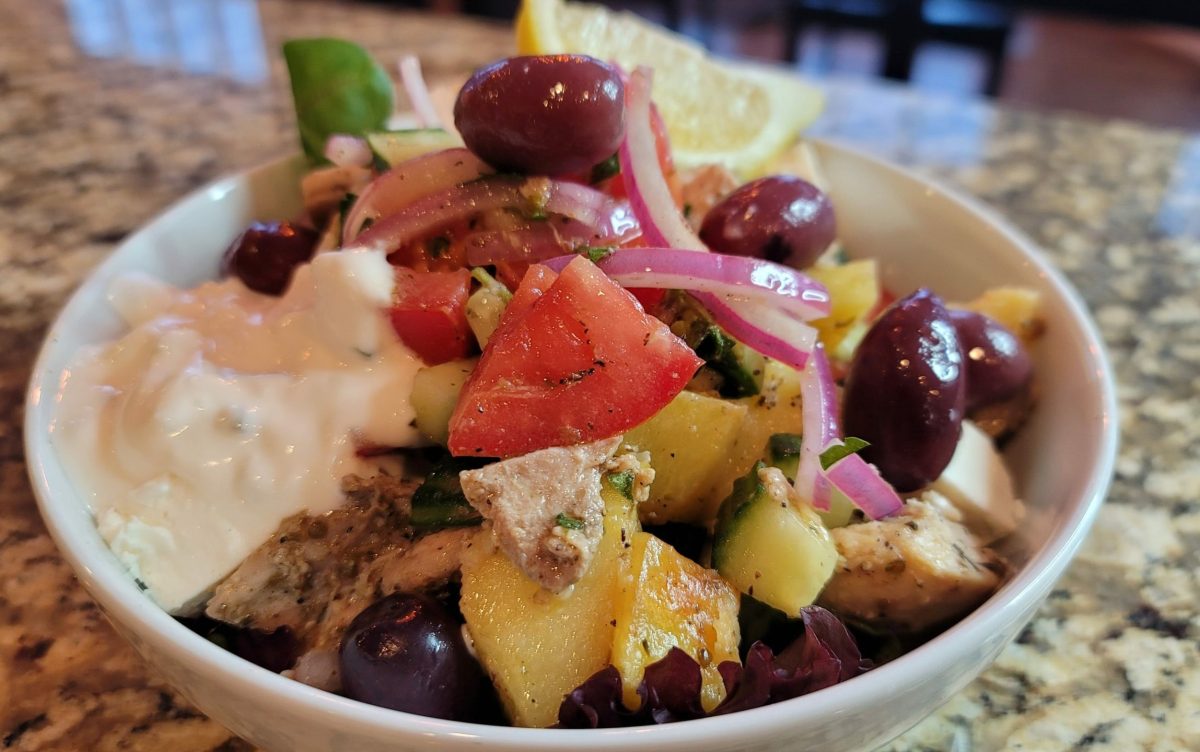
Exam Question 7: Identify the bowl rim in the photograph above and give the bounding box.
[24,137,1118,748]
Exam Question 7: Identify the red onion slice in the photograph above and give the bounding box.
[342,148,493,243]
[544,248,829,320]
[355,176,634,255]
[324,135,373,168]
[465,224,577,266]
[824,453,905,520]
[795,345,839,510]
[619,67,706,251]
[693,292,817,371]
[398,54,441,129]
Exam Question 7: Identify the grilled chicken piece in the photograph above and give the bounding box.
[459,437,622,592]
[817,500,1003,632]
[206,473,473,657]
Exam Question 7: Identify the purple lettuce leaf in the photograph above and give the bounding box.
[555,606,868,728]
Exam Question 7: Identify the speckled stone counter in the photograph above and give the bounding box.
[2,1,1198,750]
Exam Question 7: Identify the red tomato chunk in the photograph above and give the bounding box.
[448,257,703,458]
[389,268,473,365]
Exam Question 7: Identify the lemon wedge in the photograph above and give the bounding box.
[516,0,824,176]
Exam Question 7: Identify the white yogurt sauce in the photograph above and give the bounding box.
[53,248,424,614]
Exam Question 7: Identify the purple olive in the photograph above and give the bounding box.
[340,592,483,720]
[698,175,836,269]
[221,220,318,295]
[949,309,1033,412]
[842,289,965,492]
[454,55,625,175]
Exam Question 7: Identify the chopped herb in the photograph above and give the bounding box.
[693,325,764,397]
[819,437,871,471]
[555,513,585,530]
[360,216,375,231]
[605,470,636,500]
[589,153,620,184]
[425,235,450,259]
[134,578,148,592]
[683,202,693,218]
[578,245,615,264]
[412,456,491,531]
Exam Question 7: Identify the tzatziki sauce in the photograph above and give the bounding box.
[52,248,424,613]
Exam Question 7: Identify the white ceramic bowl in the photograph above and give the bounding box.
[25,141,1118,752]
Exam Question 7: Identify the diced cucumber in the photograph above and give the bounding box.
[411,358,477,445]
[764,432,858,529]
[466,268,512,348]
[411,456,489,531]
[712,462,837,615]
[366,129,462,169]
[766,433,802,480]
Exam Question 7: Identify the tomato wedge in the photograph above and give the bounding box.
[448,257,703,458]
[389,267,473,365]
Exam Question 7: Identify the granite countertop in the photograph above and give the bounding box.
[1,0,1198,749]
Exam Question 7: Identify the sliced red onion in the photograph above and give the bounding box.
[693,292,817,371]
[464,224,576,266]
[355,176,633,255]
[342,148,492,243]
[543,248,829,320]
[795,345,839,510]
[824,453,905,520]
[398,54,441,128]
[619,67,705,252]
[545,183,640,241]
[324,134,373,168]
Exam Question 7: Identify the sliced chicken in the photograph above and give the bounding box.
[459,437,621,592]
[817,500,1003,632]
[207,472,472,655]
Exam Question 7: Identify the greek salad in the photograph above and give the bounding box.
[52,38,1042,728]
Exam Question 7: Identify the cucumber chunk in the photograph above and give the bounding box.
[466,268,512,349]
[712,462,837,615]
[765,432,857,529]
[366,129,462,168]
[411,358,477,445]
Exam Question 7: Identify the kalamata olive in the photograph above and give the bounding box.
[949,309,1033,412]
[698,175,836,269]
[454,55,625,175]
[340,592,483,720]
[221,220,318,295]
[842,289,965,492]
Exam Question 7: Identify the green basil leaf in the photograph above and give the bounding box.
[819,437,871,471]
[282,38,395,163]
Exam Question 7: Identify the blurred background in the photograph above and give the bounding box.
[63,0,1200,129]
